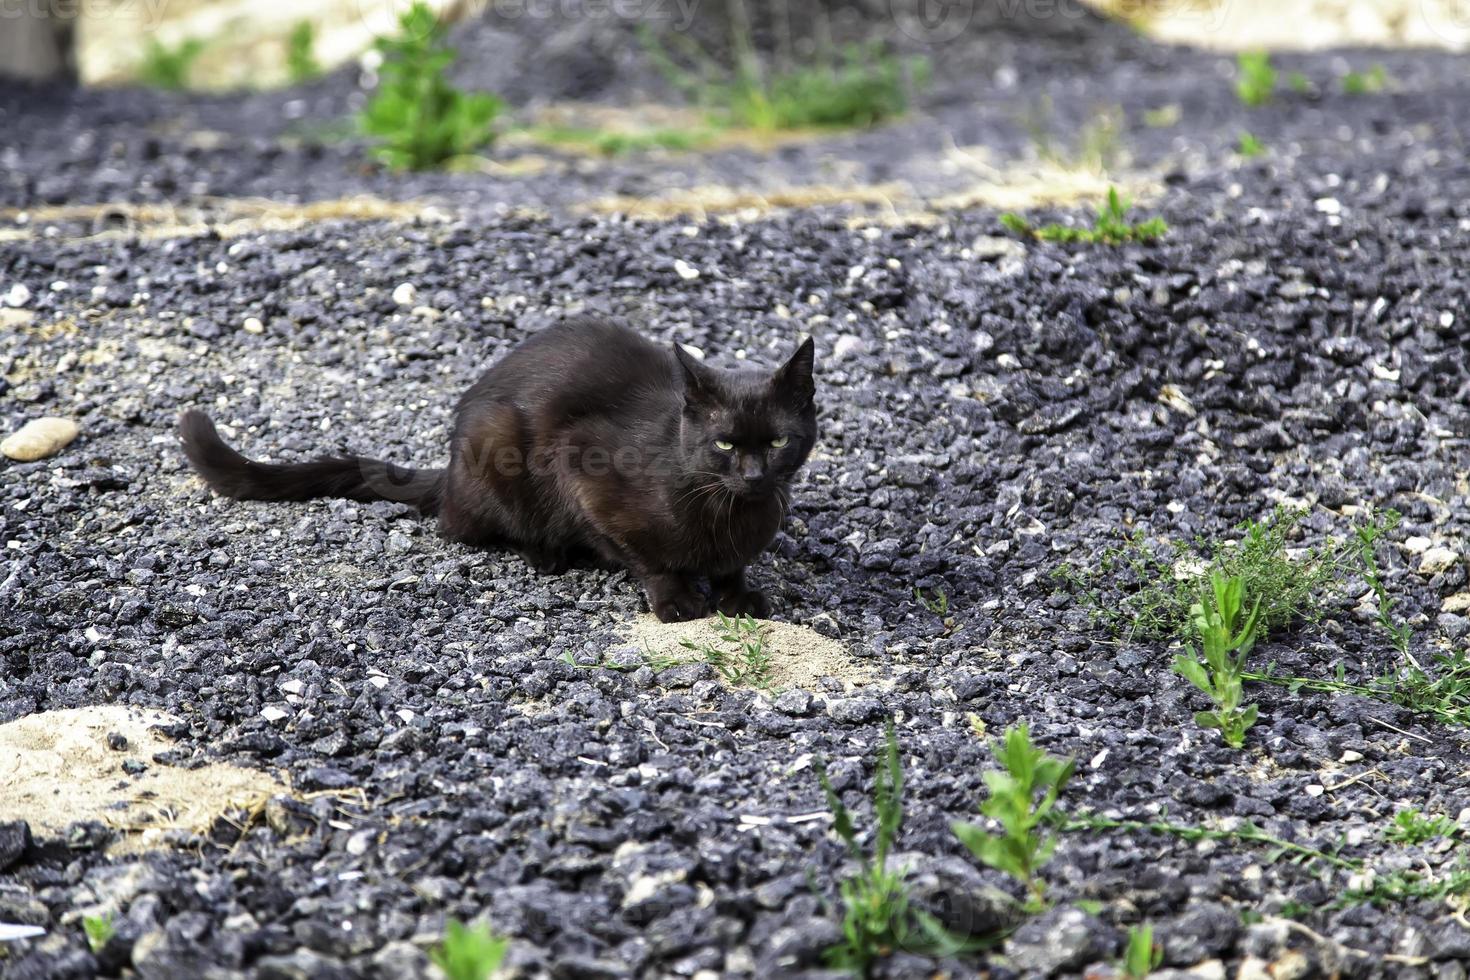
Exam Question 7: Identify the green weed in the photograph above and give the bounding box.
[1236,51,1276,107]
[1054,506,1352,644]
[1287,71,1312,94]
[1121,923,1163,978]
[951,723,1076,912]
[358,2,504,170]
[139,37,206,89]
[645,22,924,132]
[1001,187,1167,246]
[816,722,974,974]
[529,124,714,156]
[286,21,321,84]
[430,920,509,980]
[1022,99,1125,172]
[1249,650,1470,729]
[679,612,774,688]
[1352,510,1413,659]
[1385,809,1459,846]
[1064,812,1360,872]
[1172,572,1262,748]
[1342,65,1389,95]
[82,914,115,954]
[1340,861,1470,909]
[1237,131,1265,157]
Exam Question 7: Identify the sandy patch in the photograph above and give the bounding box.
[580,182,913,222]
[0,196,452,243]
[1084,0,1470,52]
[621,613,873,691]
[0,705,284,853]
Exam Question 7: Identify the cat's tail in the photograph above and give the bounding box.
[177,410,446,516]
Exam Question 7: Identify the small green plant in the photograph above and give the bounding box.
[1001,187,1167,246]
[1237,131,1265,157]
[1236,50,1276,107]
[951,723,1076,911]
[530,124,713,156]
[358,2,504,170]
[1172,572,1262,748]
[1288,71,1312,94]
[286,21,321,84]
[645,24,924,132]
[430,920,509,980]
[1385,808,1459,846]
[679,612,774,688]
[816,723,970,974]
[82,914,115,954]
[914,586,955,635]
[139,37,206,89]
[1352,510,1413,659]
[1248,649,1470,729]
[1054,506,1353,645]
[1064,812,1360,872]
[1340,860,1470,909]
[1121,923,1163,978]
[1020,98,1124,172]
[1342,65,1388,95]
[914,586,948,617]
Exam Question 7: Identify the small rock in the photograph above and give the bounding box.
[673,259,700,280]
[106,732,128,751]
[1442,592,1470,614]
[0,821,31,872]
[391,283,417,306]
[243,316,265,334]
[826,697,884,724]
[773,690,813,716]
[971,234,1026,260]
[1006,906,1105,973]
[830,334,866,361]
[256,948,353,980]
[4,283,31,307]
[1419,547,1459,575]
[2,417,80,461]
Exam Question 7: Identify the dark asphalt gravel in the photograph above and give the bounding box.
[4,6,1470,979]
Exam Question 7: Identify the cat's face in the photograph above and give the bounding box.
[675,339,817,501]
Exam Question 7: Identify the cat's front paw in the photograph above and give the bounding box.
[648,579,709,623]
[716,587,769,619]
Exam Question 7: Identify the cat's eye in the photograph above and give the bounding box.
[714,440,734,451]
[770,436,789,449]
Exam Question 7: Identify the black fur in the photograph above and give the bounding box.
[178,318,817,621]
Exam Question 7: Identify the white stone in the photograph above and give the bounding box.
[242,316,265,334]
[1314,197,1342,215]
[4,283,31,307]
[1,417,79,461]
[673,259,700,281]
[279,679,304,695]
[1442,593,1470,614]
[260,706,289,722]
[1402,535,1432,554]
[391,282,417,306]
[1419,547,1459,574]
[831,335,865,361]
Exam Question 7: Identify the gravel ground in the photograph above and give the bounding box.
[4,7,1470,979]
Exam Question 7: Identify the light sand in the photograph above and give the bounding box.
[621,613,874,691]
[0,705,284,853]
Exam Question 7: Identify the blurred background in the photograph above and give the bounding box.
[6,0,1469,88]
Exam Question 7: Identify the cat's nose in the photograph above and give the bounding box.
[739,458,765,484]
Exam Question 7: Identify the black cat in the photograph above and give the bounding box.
[179,317,817,622]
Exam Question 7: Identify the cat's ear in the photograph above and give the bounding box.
[771,337,815,407]
[674,343,717,407]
